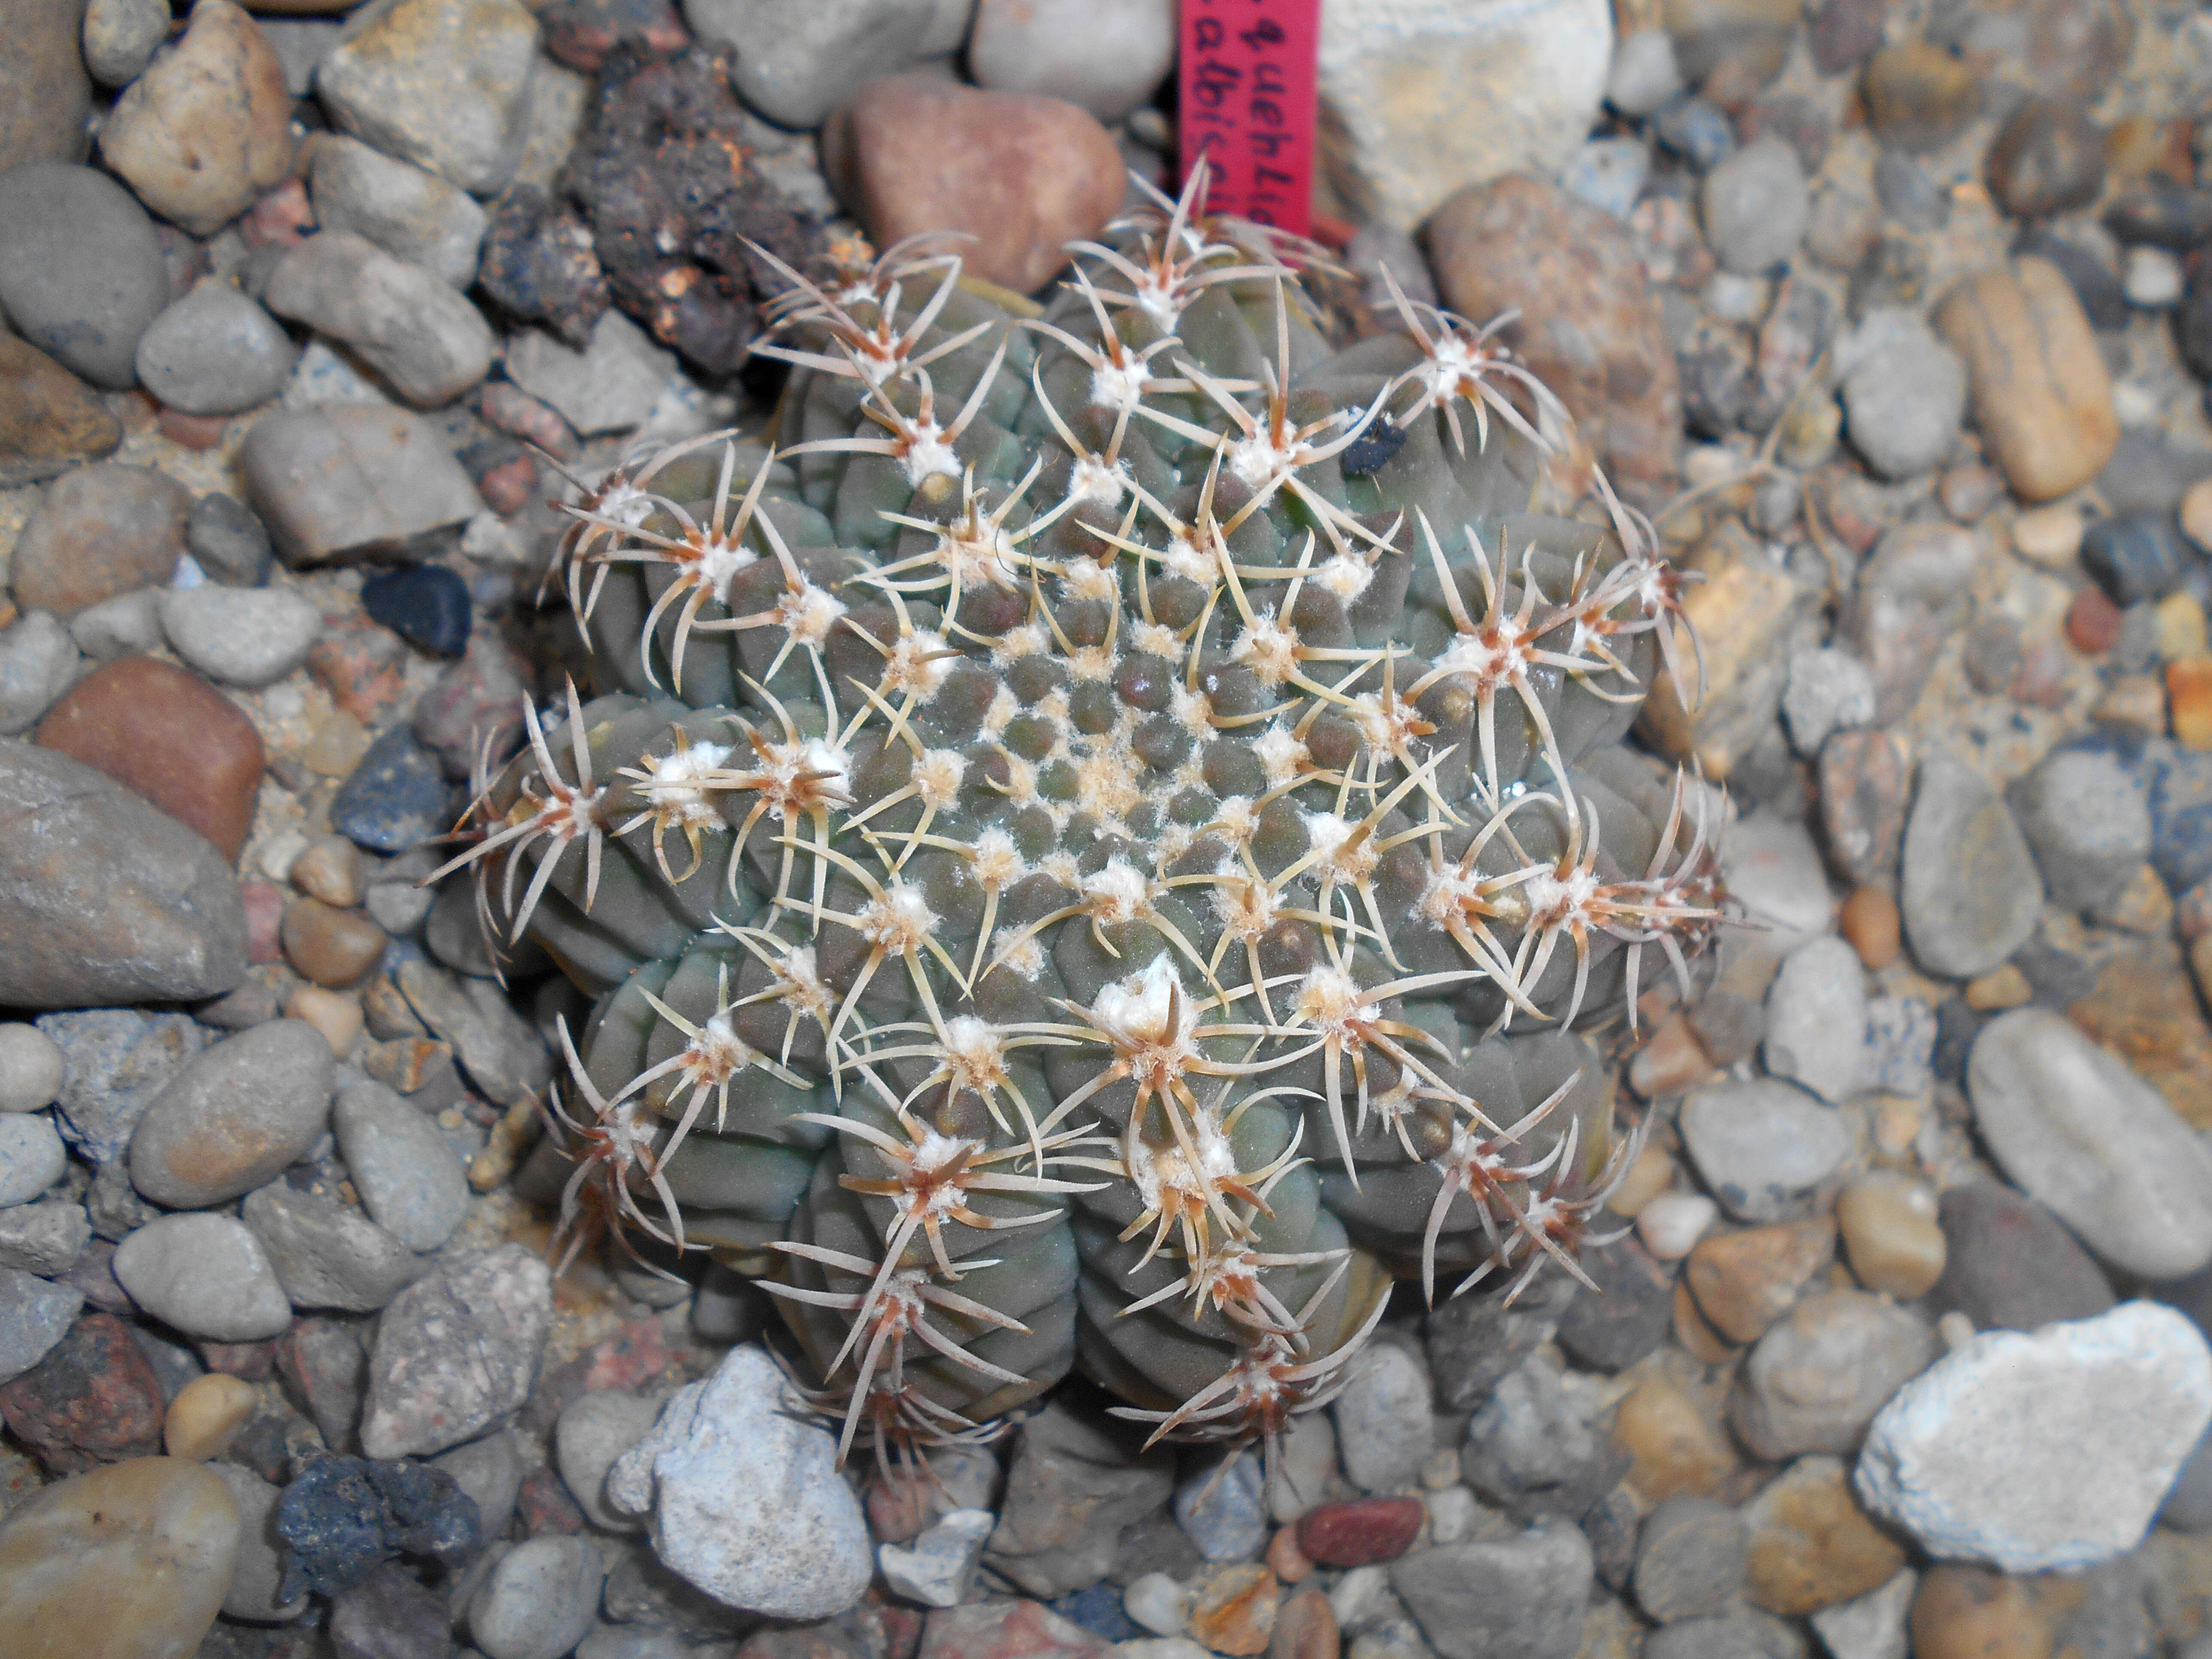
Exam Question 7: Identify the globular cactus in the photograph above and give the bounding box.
[461,166,1724,1475]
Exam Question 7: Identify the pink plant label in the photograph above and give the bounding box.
[1178,0,1321,237]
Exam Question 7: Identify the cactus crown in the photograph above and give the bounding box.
[451,164,1724,1473]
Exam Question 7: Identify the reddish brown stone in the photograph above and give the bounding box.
[2067,586,2124,654]
[541,0,690,73]
[0,1311,166,1473]
[242,880,286,964]
[241,176,314,249]
[1296,1497,1425,1567]
[517,1464,588,1535]
[1816,729,1910,889]
[523,1316,675,1432]
[198,1338,280,1379]
[307,612,409,722]
[477,452,538,517]
[1428,173,1681,501]
[477,381,578,462]
[917,1602,1114,1659]
[0,334,123,489]
[34,656,264,862]
[156,409,230,450]
[822,75,1124,295]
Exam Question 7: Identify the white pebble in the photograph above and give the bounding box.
[1123,1571,1192,1636]
[2125,245,2184,307]
[0,1024,65,1113]
[1637,1193,1717,1260]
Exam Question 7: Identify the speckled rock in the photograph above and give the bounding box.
[331,1077,470,1253]
[1900,758,2042,979]
[0,163,169,388]
[11,463,189,619]
[82,0,171,86]
[360,1243,552,1459]
[1389,1521,1593,1659]
[1333,1344,1434,1495]
[316,0,542,196]
[1760,936,1869,1103]
[1727,1291,1936,1460]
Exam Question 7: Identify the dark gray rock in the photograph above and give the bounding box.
[243,1182,424,1312]
[1633,1495,1747,1623]
[0,1264,81,1385]
[331,727,456,854]
[0,162,169,387]
[184,492,275,586]
[1427,1271,1577,1410]
[1554,1237,1672,1373]
[1390,1521,1594,1659]
[263,231,493,407]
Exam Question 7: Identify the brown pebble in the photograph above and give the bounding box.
[1613,1373,1737,1505]
[2181,477,2212,554]
[156,409,229,450]
[1743,1455,1908,1615]
[1936,258,2118,503]
[2066,587,2123,654]
[281,897,387,989]
[1629,1013,1713,1098]
[1985,97,2105,219]
[2169,657,2212,749]
[10,464,189,617]
[2091,674,2168,734]
[1674,1276,1739,1364]
[286,983,364,1055]
[290,837,364,908]
[1266,1586,1339,1659]
[1910,1565,2052,1659]
[1838,885,1900,969]
[1267,1524,1314,1585]
[307,613,408,723]
[1863,38,1980,152]
[163,1372,259,1462]
[1297,1498,1425,1568]
[34,656,264,862]
[240,881,286,965]
[1836,1171,1947,1298]
[475,453,538,517]
[1964,964,2032,1011]
[1188,1563,1278,1656]
[1685,1217,1836,1345]
[359,1036,452,1095]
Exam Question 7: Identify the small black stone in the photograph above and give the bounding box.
[362,565,473,658]
[1338,416,1408,477]
[2014,229,2129,331]
[2103,178,2212,251]
[1050,1583,1139,1642]
[2080,510,2197,606]
[331,727,453,854]
[274,1456,481,1601]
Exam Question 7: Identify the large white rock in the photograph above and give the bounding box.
[606,1344,871,1620]
[1855,1301,2212,1572]
[1967,1007,2212,1279]
[1317,0,1612,233]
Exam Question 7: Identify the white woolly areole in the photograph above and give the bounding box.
[638,741,734,822]
[689,533,758,606]
[912,748,968,809]
[1091,954,1195,1049]
[1068,454,1128,508]
[1090,356,1152,414]
[1081,857,1154,924]
[1252,725,1309,787]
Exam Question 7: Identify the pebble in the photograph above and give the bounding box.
[1807,1569,1914,1659]
[1558,137,1650,221]
[685,0,936,128]
[1839,885,1901,971]
[360,1242,552,1458]
[1835,1173,1945,1299]
[1267,1410,1339,1523]
[470,1535,607,1659]
[432,1426,523,1541]
[164,1371,258,1463]
[97,0,295,236]
[2005,747,2151,912]
[1388,1521,1592,1659]
[331,726,455,854]
[1612,1373,1735,1505]
[67,589,162,663]
[12,462,189,618]
[1928,1182,2114,1332]
[1741,1456,1906,1617]
[0,744,248,1009]
[1187,1562,1278,1655]
[1633,1495,1747,1623]
[1679,1080,1850,1223]
[823,74,1121,295]
[112,1213,293,1342]
[1862,37,1979,153]
[293,838,366,908]
[82,0,172,86]
[2125,246,2185,308]
[1124,1571,1191,1635]
[1654,96,1734,172]
[605,1343,870,1619]
[1780,648,1875,755]
[332,1077,471,1252]
[312,134,489,291]
[1639,1616,1771,1659]
[1683,1216,1835,1346]
[1856,1300,2212,1572]
[317,0,541,195]
[363,564,474,658]
[967,0,1173,121]
[0,1027,64,1114]
[282,896,388,989]
[274,1453,480,1599]
[1966,1008,2212,1279]
[1899,757,2042,979]
[0,614,80,737]
[0,1308,167,1468]
[2080,509,2195,605]
[288,984,366,1056]
[1985,97,2104,219]
[244,1182,419,1314]
[1429,173,1678,497]
[264,231,494,407]
[1936,257,2119,503]
[1840,313,1967,481]
[134,281,298,417]
[1297,1499,1425,1569]
[0,1112,66,1209]
[505,309,675,437]
[1873,152,1948,232]
[1332,1345,1433,1495]
[0,1267,81,1386]
[0,334,124,489]
[875,1507,994,1610]
[1176,1452,1269,1562]
[240,405,486,567]
[1717,810,1834,953]
[1760,936,1870,1103]
[332,1561,453,1659]
[0,163,171,389]
[555,1390,659,1532]
[180,493,273,589]
[1606,28,1683,117]
[1637,1193,1717,1261]
[397,958,552,1107]
[157,583,321,689]
[1552,1234,1672,1372]
[0,1457,241,1658]
[1728,1290,1936,1461]
[987,1398,1174,1596]
[126,1019,334,1210]
[922,1601,1120,1656]
[1266,1587,1338,1659]
[1908,1566,2048,1659]
[1701,137,1808,275]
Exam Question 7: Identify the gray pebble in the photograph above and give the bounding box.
[1173,1451,1268,1561]
[242,1182,423,1313]
[1390,1521,1592,1659]
[332,1077,470,1253]
[262,231,493,407]
[1680,1079,1850,1223]
[1841,310,1967,480]
[1900,757,2042,978]
[69,589,164,662]
[434,1427,525,1541]
[967,0,1172,120]
[1558,137,1650,221]
[0,1024,65,1112]
[312,135,489,291]
[361,1243,552,1459]
[157,583,320,687]
[0,162,170,388]
[112,1212,293,1341]
[0,612,83,737]
[684,0,939,128]
[1461,1352,1603,1506]
[1728,1290,1936,1460]
[183,492,275,587]
[316,0,541,197]
[1781,647,1875,755]
[0,1112,67,1208]
[0,1200,91,1276]
[469,1536,606,1659]
[396,957,551,1108]
[1633,1495,1747,1623]
[1702,138,1809,274]
[0,1266,82,1386]
[1641,1616,1771,1659]
[504,310,675,437]
[258,18,342,97]
[576,1626,697,1659]
[240,405,486,568]
[212,1461,310,1623]
[2006,748,2151,914]
[1761,935,1869,1103]
[2165,1422,2212,1530]
[556,1391,662,1531]
[1808,1570,1914,1659]
[1334,1343,1434,1494]
[35,1008,208,1165]
[134,281,298,416]
[128,1019,335,1207]
[82,0,170,86]
[1606,29,1683,117]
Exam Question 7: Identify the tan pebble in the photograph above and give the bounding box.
[1188,1563,1278,1656]
[2093,863,2172,936]
[2158,593,2211,662]
[1607,1142,1676,1219]
[2090,673,2167,734]
[1910,1564,2052,1659]
[2183,477,2212,553]
[469,1096,540,1193]
[290,837,364,908]
[1963,963,2032,1011]
[286,983,364,1056]
[0,1456,242,1658]
[1835,1172,1946,1298]
[1638,1192,1717,1261]
[1265,1586,1338,1659]
[1936,258,2118,502]
[1418,1448,1462,1492]
[164,1374,260,1463]
[2008,503,2087,566]
[1266,1523,1314,1585]
[1684,1217,1836,1345]
[1674,1276,1739,1364]
[1613,1374,1737,1504]
[281,896,387,990]
[1871,1098,1923,1158]
[301,706,373,778]
[1629,1014,1713,1099]
[1839,885,1901,970]
[1742,1455,1908,1616]
[1937,1310,1977,1352]
[2169,658,2212,750]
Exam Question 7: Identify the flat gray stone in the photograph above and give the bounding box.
[112,1212,293,1341]
[331,1077,470,1253]
[1809,1571,1916,1659]
[1726,1290,1936,1460]
[1900,757,2042,978]
[0,162,169,388]
[1761,935,1869,1103]
[469,1536,605,1659]
[316,0,540,196]
[1389,1521,1594,1659]
[263,231,492,407]
[239,404,485,567]
[0,613,82,737]
[311,134,489,291]
[504,310,674,436]
[683,0,937,128]
[69,589,163,663]
[2007,748,2152,914]
[0,1200,91,1276]
[360,1241,552,1458]
[212,1462,310,1623]
[396,957,551,1107]
[157,583,321,688]
[242,1182,423,1312]
[0,1266,81,1385]
[135,282,298,417]
[0,1111,69,1208]
[1333,1342,1434,1494]
[1679,1079,1850,1223]
[556,1391,660,1532]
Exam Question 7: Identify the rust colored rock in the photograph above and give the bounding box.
[1190,1563,1280,1656]
[515,1463,587,1536]
[1742,1456,1908,1616]
[1839,884,1901,970]
[0,1311,166,1473]
[823,74,1124,296]
[1428,172,1681,501]
[1936,258,2118,503]
[241,881,286,965]
[34,657,265,862]
[0,334,122,489]
[1296,1497,1426,1567]
[280,897,387,990]
[1684,1216,1836,1345]
[1816,729,1910,888]
[2066,586,2124,654]
[540,0,689,71]
[307,613,410,723]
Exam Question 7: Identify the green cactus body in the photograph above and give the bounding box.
[448,173,1721,1470]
